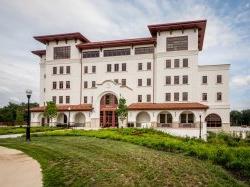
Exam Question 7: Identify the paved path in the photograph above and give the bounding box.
[0,146,42,187]
[0,134,23,139]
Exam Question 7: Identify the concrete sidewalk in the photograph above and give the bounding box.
[0,146,42,187]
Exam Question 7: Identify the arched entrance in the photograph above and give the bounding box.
[74,112,86,127]
[157,111,173,127]
[57,113,67,126]
[205,113,222,127]
[100,93,118,128]
[136,112,150,128]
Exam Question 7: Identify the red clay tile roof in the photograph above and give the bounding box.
[128,102,208,110]
[34,32,90,44]
[148,20,206,50]
[31,104,93,112]
[31,50,46,57]
[76,37,156,50]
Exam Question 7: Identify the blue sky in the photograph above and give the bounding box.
[0,0,249,109]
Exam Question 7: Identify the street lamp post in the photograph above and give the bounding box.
[68,107,71,128]
[26,89,32,142]
[199,112,202,139]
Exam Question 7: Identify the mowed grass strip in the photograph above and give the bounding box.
[0,136,246,187]
[0,126,62,135]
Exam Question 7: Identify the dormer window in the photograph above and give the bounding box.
[54,46,70,59]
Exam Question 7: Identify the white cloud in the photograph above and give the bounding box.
[231,75,250,87]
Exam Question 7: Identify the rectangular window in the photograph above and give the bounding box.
[166,76,171,85]
[59,96,63,104]
[202,93,207,101]
[174,92,179,101]
[188,114,194,123]
[121,79,126,86]
[84,96,88,103]
[174,59,180,68]
[166,60,171,68]
[138,63,143,70]
[44,88,46,93]
[66,66,70,74]
[217,92,222,101]
[174,76,179,84]
[138,79,142,86]
[160,114,165,123]
[53,67,57,74]
[84,81,88,88]
[217,75,222,83]
[122,63,126,71]
[138,95,142,102]
[66,96,70,104]
[84,66,88,74]
[52,96,56,103]
[134,46,154,54]
[114,79,119,84]
[166,36,188,51]
[52,82,57,89]
[183,58,188,67]
[147,78,151,86]
[202,76,207,84]
[92,81,96,88]
[59,81,63,89]
[183,75,188,84]
[114,64,119,72]
[165,93,171,101]
[66,81,70,89]
[82,51,100,58]
[54,46,70,59]
[92,66,96,73]
[60,66,64,74]
[147,62,151,70]
[146,94,151,102]
[182,92,188,101]
[103,48,130,57]
[107,64,112,72]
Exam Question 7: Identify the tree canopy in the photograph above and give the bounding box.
[44,101,57,124]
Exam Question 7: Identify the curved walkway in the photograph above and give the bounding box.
[0,146,42,187]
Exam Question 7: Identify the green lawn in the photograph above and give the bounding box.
[0,136,246,187]
[0,126,62,135]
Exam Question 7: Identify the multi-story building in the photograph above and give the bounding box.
[31,20,230,138]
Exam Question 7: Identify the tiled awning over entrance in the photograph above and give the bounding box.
[128,102,208,110]
[30,104,93,112]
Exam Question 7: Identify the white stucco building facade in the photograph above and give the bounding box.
[31,20,230,139]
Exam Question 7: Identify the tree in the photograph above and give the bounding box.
[116,97,128,128]
[16,108,24,126]
[44,101,57,126]
[242,109,250,126]
[230,110,242,126]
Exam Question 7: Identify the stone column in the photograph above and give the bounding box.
[202,121,207,141]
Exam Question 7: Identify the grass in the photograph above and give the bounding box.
[0,126,62,135]
[0,136,246,187]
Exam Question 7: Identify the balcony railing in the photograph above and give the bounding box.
[157,123,172,128]
[179,123,196,128]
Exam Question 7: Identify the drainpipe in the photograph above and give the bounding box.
[80,50,83,104]
[152,45,156,103]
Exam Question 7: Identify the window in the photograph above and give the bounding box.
[66,81,70,89]
[147,78,151,86]
[166,36,188,51]
[174,92,179,101]
[180,113,194,123]
[44,74,46,79]
[84,96,87,103]
[174,59,179,68]
[202,76,207,84]
[92,81,96,88]
[166,60,171,68]
[166,76,171,85]
[205,114,222,127]
[114,64,119,72]
[122,63,126,71]
[217,92,222,101]
[121,79,126,86]
[66,66,70,74]
[52,96,56,103]
[53,67,57,74]
[52,82,57,89]
[84,81,88,88]
[202,93,207,101]
[146,94,151,102]
[82,51,100,58]
[147,62,151,70]
[182,92,188,101]
[138,79,142,86]
[174,76,179,84]
[103,48,130,57]
[138,95,142,102]
[92,66,96,73]
[59,81,63,89]
[160,113,172,124]
[183,75,188,84]
[107,64,112,72]
[183,58,188,67]
[217,75,222,83]
[165,93,171,101]
[66,96,70,104]
[60,66,64,74]
[44,88,46,92]
[134,46,154,54]
[59,96,63,104]
[84,66,88,74]
[54,46,70,59]
[138,63,143,70]
[114,79,118,84]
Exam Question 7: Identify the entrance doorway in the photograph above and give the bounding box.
[100,93,118,128]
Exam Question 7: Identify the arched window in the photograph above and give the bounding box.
[205,114,222,127]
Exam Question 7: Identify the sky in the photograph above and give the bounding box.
[0,0,249,110]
